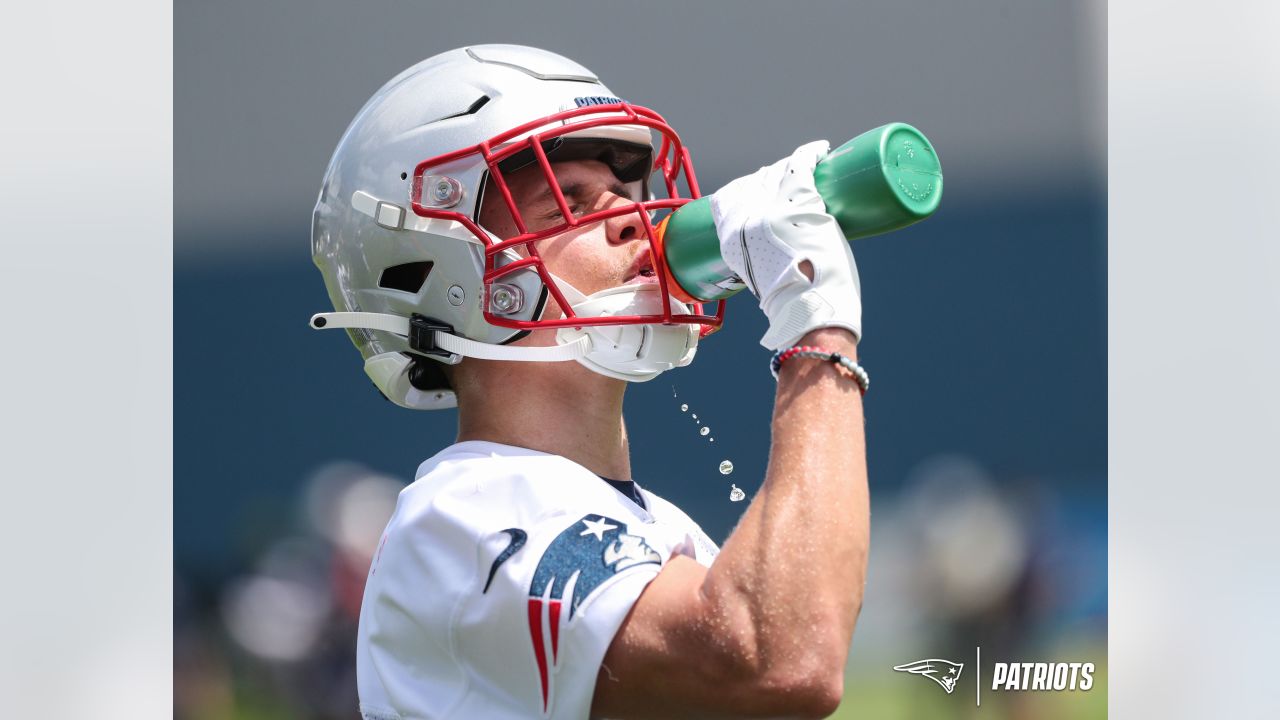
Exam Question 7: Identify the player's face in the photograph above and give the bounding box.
[478,159,658,319]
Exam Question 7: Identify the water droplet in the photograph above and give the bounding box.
[719,460,734,475]
[699,427,710,436]
[729,484,745,502]
[681,404,688,412]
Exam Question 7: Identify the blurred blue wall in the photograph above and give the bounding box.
[176,187,1104,583]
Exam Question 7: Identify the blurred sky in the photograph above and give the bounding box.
[176,0,1104,259]
[175,0,1106,585]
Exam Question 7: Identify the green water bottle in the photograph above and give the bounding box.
[658,123,943,302]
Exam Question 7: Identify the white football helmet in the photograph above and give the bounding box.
[311,45,722,410]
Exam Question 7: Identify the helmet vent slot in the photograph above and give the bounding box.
[434,95,491,123]
[463,95,491,115]
[379,261,434,293]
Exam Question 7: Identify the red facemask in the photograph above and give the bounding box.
[410,102,724,337]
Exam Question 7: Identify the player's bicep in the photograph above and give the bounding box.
[591,555,760,720]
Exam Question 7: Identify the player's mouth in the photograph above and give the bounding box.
[624,252,659,285]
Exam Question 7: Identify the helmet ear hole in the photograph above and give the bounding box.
[379,262,434,293]
[408,356,451,392]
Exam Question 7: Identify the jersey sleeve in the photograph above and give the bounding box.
[455,509,666,719]
[356,475,486,719]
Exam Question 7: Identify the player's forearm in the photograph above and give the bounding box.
[699,328,869,684]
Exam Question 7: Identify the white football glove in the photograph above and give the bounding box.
[710,140,862,350]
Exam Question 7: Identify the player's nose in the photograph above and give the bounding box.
[602,193,645,246]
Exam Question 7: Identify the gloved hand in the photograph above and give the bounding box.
[709,140,862,350]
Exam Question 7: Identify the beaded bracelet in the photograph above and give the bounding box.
[770,345,870,394]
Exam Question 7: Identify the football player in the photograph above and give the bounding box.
[312,45,869,720]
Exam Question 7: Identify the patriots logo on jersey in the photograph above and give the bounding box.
[527,514,661,713]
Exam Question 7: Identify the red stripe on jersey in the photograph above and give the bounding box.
[528,599,549,711]
[548,600,562,662]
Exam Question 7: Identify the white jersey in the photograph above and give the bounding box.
[356,440,720,720]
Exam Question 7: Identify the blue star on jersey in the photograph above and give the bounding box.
[526,514,661,713]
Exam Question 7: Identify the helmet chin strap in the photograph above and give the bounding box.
[309,276,698,381]
[308,311,591,362]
